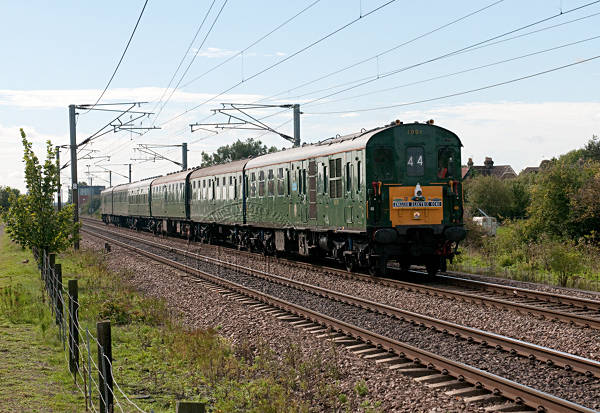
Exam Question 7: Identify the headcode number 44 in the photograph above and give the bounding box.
[407,156,423,166]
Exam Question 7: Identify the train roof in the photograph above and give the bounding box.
[245,124,389,170]
[245,122,460,169]
[111,183,130,193]
[151,169,194,186]
[128,177,155,191]
[190,158,248,179]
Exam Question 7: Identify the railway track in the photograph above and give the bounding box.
[82,223,600,412]
[81,218,600,330]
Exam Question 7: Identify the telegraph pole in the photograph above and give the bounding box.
[69,105,79,250]
[128,164,132,183]
[182,143,188,170]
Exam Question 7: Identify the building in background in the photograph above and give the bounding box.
[67,184,105,214]
[462,157,517,180]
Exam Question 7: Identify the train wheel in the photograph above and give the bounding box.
[440,257,447,273]
[344,255,357,272]
[368,256,386,277]
[399,260,411,275]
[425,258,440,277]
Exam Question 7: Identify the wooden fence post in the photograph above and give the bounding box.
[97,321,113,413]
[55,263,63,327]
[68,279,79,378]
[49,253,56,302]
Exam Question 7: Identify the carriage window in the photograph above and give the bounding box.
[250,172,256,197]
[268,179,275,196]
[323,165,328,194]
[437,147,455,178]
[406,147,424,177]
[357,161,361,188]
[346,162,351,192]
[268,169,274,180]
[329,158,342,198]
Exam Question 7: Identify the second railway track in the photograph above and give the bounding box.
[82,222,600,412]
[82,218,600,330]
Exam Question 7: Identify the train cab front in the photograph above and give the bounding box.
[365,121,466,276]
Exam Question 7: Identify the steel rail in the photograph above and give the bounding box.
[81,219,600,329]
[435,274,600,311]
[82,224,600,378]
[82,225,597,413]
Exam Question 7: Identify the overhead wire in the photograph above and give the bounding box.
[158,0,399,127]
[259,0,506,103]
[153,0,228,123]
[294,0,600,108]
[179,0,322,90]
[81,0,149,114]
[280,8,600,102]
[303,54,600,114]
[305,34,600,107]
[149,0,218,115]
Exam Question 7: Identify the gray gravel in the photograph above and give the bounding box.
[86,227,600,410]
[82,233,486,412]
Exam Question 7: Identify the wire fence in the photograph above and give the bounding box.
[33,247,148,413]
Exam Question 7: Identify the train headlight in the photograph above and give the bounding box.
[413,211,421,219]
[414,183,423,198]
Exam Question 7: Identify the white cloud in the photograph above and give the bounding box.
[339,112,359,118]
[191,47,238,58]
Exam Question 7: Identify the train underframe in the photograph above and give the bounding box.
[102,214,463,276]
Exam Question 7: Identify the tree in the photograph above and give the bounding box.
[2,129,78,255]
[0,186,20,212]
[583,135,600,162]
[200,138,278,167]
[464,175,514,219]
[526,158,597,239]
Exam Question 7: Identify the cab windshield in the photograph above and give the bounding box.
[437,147,456,178]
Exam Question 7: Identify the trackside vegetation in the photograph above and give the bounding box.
[2,129,78,255]
[455,135,600,289]
[0,231,383,412]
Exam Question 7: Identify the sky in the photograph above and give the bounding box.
[1,0,599,194]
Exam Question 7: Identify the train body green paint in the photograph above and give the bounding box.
[100,121,466,275]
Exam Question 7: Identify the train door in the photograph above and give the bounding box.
[308,159,317,224]
[344,153,354,225]
[301,160,308,223]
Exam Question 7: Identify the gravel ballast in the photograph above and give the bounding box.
[84,229,600,410]
[81,234,488,412]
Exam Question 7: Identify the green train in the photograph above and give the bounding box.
[101,120,466,276]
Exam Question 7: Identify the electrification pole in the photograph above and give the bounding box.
[128,164,132,183]
[56,146,62,211]
[182,143,188,170]
[69,105,79,250]
[293,104,300,147]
